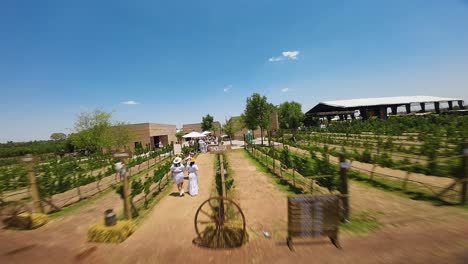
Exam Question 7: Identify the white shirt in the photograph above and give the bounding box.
[187,164,199,174]
[170,164,185,177]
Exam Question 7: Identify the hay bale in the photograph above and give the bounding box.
[88,221,135,243]
[3,213,48,230]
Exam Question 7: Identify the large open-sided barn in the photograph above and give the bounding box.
[306,96,465,120]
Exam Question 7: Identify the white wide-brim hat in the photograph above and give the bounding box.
[173,157,182,164]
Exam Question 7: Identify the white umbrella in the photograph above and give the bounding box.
[201,131,212,135]
[182,131,204,138]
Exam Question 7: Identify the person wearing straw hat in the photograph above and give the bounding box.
[187,157,199,196]
[170,157,185,196]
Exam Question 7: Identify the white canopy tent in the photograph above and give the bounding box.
[201,131,212,135]
[182,131,205,138]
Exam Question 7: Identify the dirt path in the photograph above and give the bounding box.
[0,190,122,263]
[2,151,468,263]
[88,153,220,263]
[227,150,288,240]
[0,158,169,263]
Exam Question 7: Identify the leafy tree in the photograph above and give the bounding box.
[278,101,304,141]
[70,109,132,153]
[71,109,113,153]
[50,133,67,141]
[176,131,184,144]
[0,140,70,158]
[243,93,274,145]
[110,122,134,152]
[201,114,214,131]
[240,113,257,138]
[222,117,236,145]
[278,101,304,130]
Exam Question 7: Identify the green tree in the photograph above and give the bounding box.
[70,109,132,153]
[110,122,134,152]
[243,93,274,145]
[222,117,236,145]
[201,114,214,131]
[71,109,112,153]
[176,131,184,144]
[240,113,257,138]
[278,101,304,141]
[50,132,67,141]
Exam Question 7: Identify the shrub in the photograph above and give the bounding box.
[361,149,372,163]
[410,163,428,174]
[377,153,394,168]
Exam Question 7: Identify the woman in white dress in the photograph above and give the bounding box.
[187,157,199,196]
[170,157,185,196]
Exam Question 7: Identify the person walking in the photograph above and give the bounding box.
[198,139,205,153]
[170,157,185,196]
[187,157,199,196]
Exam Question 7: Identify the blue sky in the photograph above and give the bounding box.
[1,0,468,142]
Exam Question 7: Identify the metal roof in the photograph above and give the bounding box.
[321,96,462,108]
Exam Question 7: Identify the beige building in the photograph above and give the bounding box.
[231,112,279,140]
[182,121,222,137]
[125,123,176,151]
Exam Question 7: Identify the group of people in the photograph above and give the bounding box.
[187,136,219,153]
[169,153,199,197]
[203,135,218,145]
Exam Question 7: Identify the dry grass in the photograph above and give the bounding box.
[88,220,135,243]
[3,213,48,230]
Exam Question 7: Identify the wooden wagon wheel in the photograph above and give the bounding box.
[0,201,30,217]
[0,201,31,228]
[194,196,246,248]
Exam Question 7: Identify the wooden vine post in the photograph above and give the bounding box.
[370,164,377,181]
[461,143,468,205]
[402,171,411,190]
[272,148,276,173]
[21,154,44,213]
[113,152,132,220]
[219,153,226,221]
[339,154,350,221]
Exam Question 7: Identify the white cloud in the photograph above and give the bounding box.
[122,100,140,105]
[268,50,300,62]
[223,85,232,92]
[268,56,284,62]
[281,88,290,92]
[282,51,299,60]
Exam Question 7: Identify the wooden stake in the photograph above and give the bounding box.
[24,155,44,214]
[123,167,132,220]
[370,164,376,181]
[339,154,349,221]
[402,171,411,191]
[461,143,468,205]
